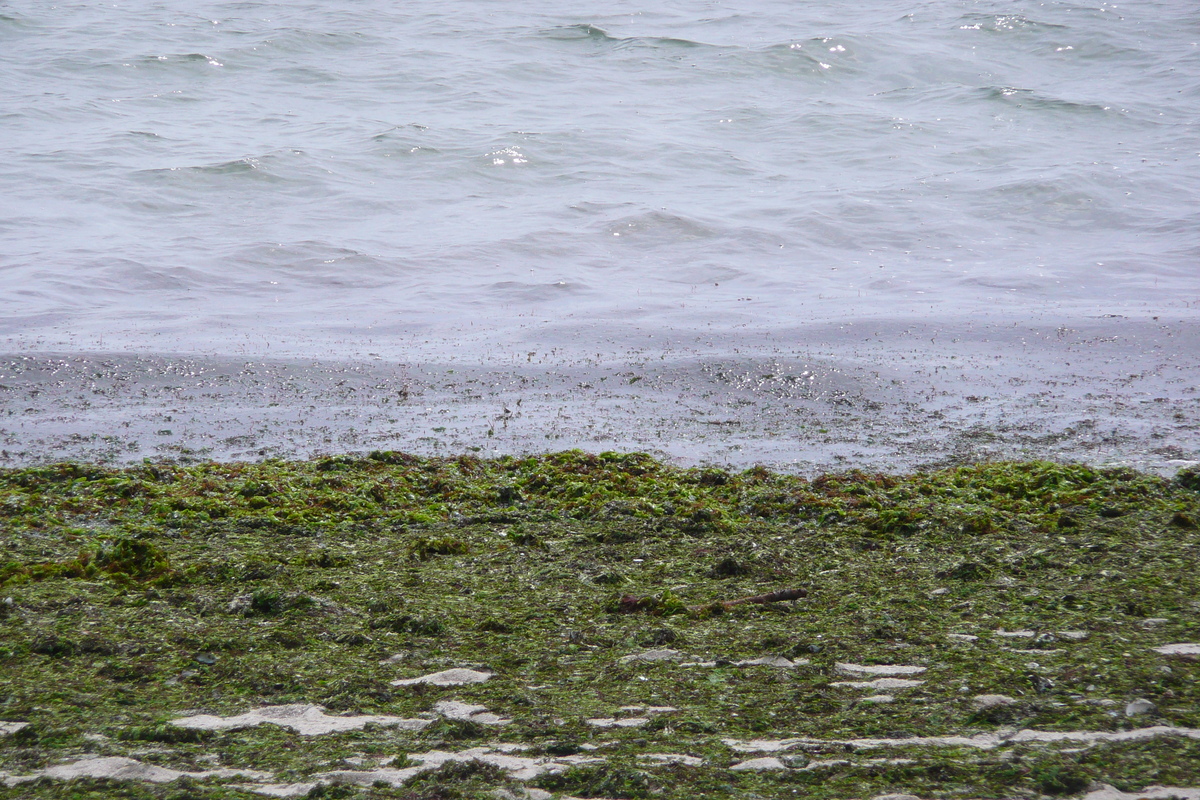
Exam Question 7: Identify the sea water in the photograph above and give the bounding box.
[1,0,1198,359]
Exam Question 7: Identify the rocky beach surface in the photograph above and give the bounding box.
[1,313,1199,799]
[1,448,1198,799]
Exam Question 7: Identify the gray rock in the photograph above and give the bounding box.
[730,757,787,771]
[391,668,492,687]
[973,694,1016,710]
[1124,698,1156,717]
[831,678,925,690]
[618,648,686,663]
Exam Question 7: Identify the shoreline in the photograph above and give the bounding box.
[2,315,1198,476]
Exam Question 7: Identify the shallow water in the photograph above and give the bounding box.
[2,0,1198,358]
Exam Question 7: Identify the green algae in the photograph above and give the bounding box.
[0,453,1198,799]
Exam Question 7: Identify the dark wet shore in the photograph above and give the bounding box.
[2,315,1197,475]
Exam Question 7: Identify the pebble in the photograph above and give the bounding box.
[1124,699,1156,717]
[947,633,978,642]
[860,695,895,704]
[617,649,686,664]
[972,694,1016,710]
[994,629,1036,638]
[1057,631,1088,640]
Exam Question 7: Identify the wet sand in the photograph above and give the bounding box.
[2,314,1197,475]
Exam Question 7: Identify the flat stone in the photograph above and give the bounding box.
[802,759,851,770]
[860,695,895,704]
[1154,643,1200,657]
[1141,619,1171,628]
[237,783,315,798]
[872,794,923,800]
[617,649,686,664]
[836,663,926,677]
[1082,783,1200,800]
[1125,699,1156,717]
[586,717,649,728]
[831,678,925,691]
[973,694,1017,710]
[492,789,554,800]
[391,668,492,687]
[379,653,407,664]
[2,756,270,786]
[1057,630,1089,640]
[736,656,801,668]
[0,722,28,736]
[994,629,1036,638]
[433,700,510,725]
[947,633,978,642]
[729,757,787,771]
[637,753,704,767]
[725,725,1200,754]
[316,746,604,786]
[171,704,430,735]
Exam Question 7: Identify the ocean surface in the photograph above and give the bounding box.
[2,0,1198,360]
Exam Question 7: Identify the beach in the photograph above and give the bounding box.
[4,314,1197,475]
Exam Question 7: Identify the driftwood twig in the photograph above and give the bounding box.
[694,587,807,613]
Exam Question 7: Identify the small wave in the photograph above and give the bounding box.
[483,146,528,167]
[137,154,292,183]
[976,176,1115,228]
[541,23,710,51]
[368,125,440,158]
[486,280,590,302]
[978,86,1113,115]
[91,259,202,293]
[752,37,858,75]
[956,13,1068,34]
[227,242,405,289]
[543,23,614,42]
[253,28,376,54]
[603,211,719,244]
[137,52,224,68]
